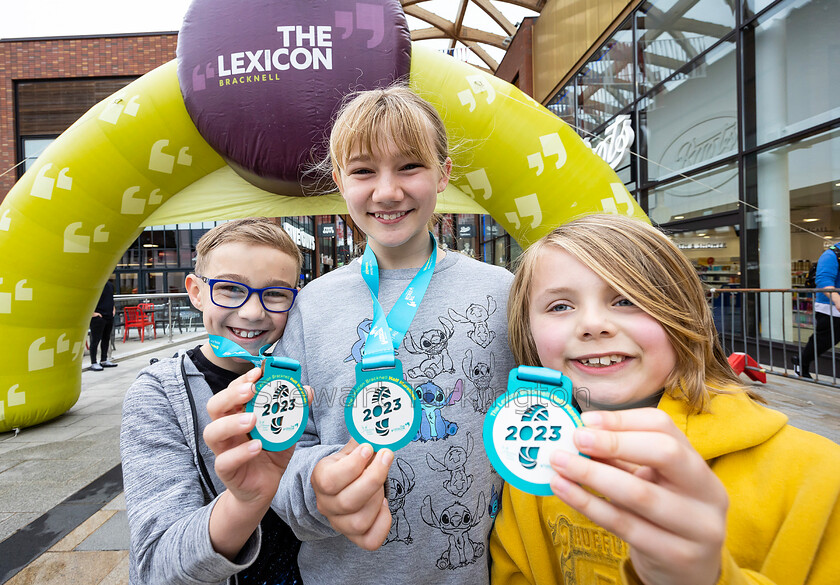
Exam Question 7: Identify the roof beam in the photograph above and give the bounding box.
[472,0,518,36]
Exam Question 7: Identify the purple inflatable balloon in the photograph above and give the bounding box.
[177,0,411,195]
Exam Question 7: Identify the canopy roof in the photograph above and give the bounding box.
[403,0,543,72]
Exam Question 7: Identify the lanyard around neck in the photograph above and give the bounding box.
[360,232,437,369]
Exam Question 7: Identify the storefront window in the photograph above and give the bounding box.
[641,39,736,182]
[756,126,840,289]
[546,84,575,129]
[577,22,634,134]
[749,0,840,147]
[669,225,741,287]
[636,0,735,95]
[648,161,738,224]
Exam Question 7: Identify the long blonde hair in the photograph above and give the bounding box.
[508,214,750,413]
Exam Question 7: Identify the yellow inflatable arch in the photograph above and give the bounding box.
[0,45,646,433]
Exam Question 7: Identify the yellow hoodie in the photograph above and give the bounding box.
[490,390,840,585]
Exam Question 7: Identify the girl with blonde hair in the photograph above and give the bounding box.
[492,213,840,585]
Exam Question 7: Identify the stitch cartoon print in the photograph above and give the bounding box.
[421,492,487,570]
[462,349,495,414]
[404,317,455,378]
[385,458,416,545]
[413,379,462,442]
[427,432,474,497]
[449,296,497,348]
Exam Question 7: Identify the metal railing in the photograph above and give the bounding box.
[710,287,840,387]
[113,293,204,343]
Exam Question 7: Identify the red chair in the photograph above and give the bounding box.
[123,305,156,342]
[138,303,160,338]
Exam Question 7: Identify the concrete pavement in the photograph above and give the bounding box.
[0,332,838,584]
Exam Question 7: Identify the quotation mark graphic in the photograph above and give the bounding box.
[149,140,193,174]
[527,133,567,176]
[335,3,385,48]
[28,334,82,371]
[601,183,636,216]
[30,164,72,200]
[192,62,216,91]
[0,278,33,314]
[121,187,163,215]
[98,93,141,125]
[63,223,109,254]
[504,193,542,231]
[458,75,496,113]
[456,168,492,200]
[0,384,26,423]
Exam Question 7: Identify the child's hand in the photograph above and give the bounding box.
[203,367,300,507]
[311,440,394,551]
[549,408,728,585]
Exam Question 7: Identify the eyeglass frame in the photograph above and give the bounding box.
[194,275,298,313]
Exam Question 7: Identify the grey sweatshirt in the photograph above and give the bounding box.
[274,251,515,585]
[120,354,260,584]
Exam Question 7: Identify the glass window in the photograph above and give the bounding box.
[745,0,777,19]
[669,225,741,287]
[118,273,138,295]
[21,137,54,172]
[577,22,634,134]
[494,237,507,268]
[640,40,737,182]
[648,161,739,223]
[546,83,575,129]
[749,0,840,147]
[756,126,840,287]
[636,0,735,94]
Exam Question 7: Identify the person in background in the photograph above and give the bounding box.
[89,275,117,371]
[794,244,840,379]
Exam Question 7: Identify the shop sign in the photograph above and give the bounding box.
[283,222,315,250]
[659,116,738,196]
[584,115,633,170]
[458,224,475,238]
[319,223,336,237]
[677,242,726,249]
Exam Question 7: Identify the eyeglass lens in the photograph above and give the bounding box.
[211,281,294,312]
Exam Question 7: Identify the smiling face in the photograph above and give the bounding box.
[527,248,677,411]
[333,136,450,269]
[186,241,299,373]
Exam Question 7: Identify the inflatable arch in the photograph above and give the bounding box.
[0,44,646,433]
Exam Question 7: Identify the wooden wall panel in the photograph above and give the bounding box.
[533,0,637,104]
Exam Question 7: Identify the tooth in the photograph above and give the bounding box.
[599,356,610,366]
[610,354,620,363]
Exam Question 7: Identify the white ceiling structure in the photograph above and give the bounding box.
[402,0,543,72]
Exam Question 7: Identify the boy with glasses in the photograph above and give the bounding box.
[121,217,305,584]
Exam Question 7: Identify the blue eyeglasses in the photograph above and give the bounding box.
[196,276,297,313]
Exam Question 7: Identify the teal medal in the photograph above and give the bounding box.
[208,335,309,452]
[483,366,583,495]
[345,234,438,451]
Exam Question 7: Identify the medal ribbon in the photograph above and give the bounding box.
[359,232,437,370]
[208,335,299,371]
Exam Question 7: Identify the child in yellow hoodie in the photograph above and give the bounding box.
[491,214,840,585]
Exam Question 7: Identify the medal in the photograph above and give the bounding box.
[483,366,583,495]
[345,233,437,451]
[208,335,309,452]
[345,361,420,452]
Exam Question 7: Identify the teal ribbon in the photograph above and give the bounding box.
[359,232,437,370]
[208,335,299,371]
